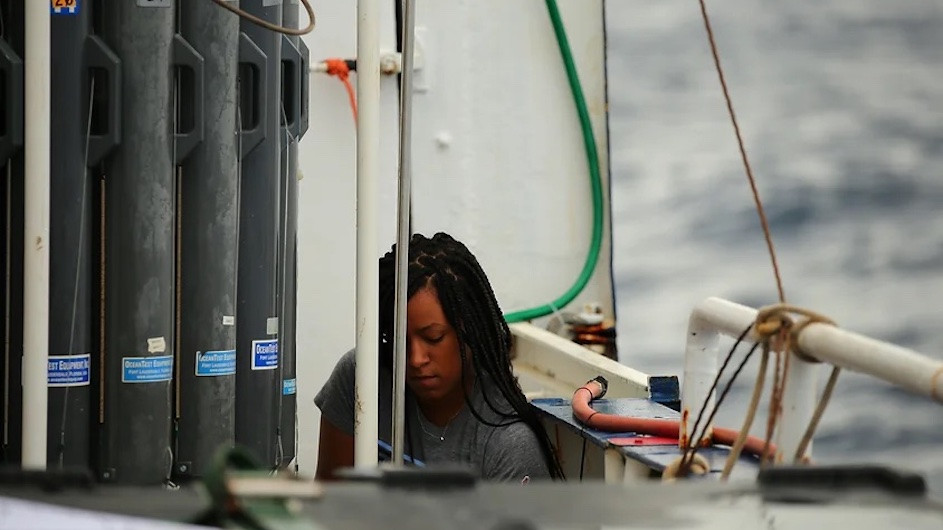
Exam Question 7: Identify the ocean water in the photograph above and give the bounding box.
[606,1,943,493]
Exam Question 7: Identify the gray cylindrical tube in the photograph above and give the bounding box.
[176,0,239,479]
[0,0,25,466]
[235,0,283,467]
[99,0,175,485]
[277,0,303,470]
[47,1,100,471]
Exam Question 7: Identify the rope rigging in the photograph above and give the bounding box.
[689,0,842,479]
[573,1,848,481]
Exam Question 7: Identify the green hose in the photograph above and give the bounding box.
[504,0,605,323]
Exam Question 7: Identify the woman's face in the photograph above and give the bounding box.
[405,286,465,404]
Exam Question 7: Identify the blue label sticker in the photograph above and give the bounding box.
[121,355,174,383]
[50,0,80,15]
[48,354,91,387]
[195,349,236,377]
[251,339,279,370]
[283,378,297,395]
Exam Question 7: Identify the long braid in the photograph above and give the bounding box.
[378,233,564,479]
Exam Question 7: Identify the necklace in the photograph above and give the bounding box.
[417,407,462,442]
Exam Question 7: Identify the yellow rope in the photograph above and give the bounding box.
[698,0,786,304]
[794,366,841,462]
[755,303,839,462]
[720,344,770,479]
[748,304,839,470]
[762,347,784,467]
[699,1,850,479]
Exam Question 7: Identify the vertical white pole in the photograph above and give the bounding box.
[681,298,756,448]
[354,0,381,468]
[22,0,51,470]
[392,0,417,466]
[681,312,719,448]
[776,356,818,462]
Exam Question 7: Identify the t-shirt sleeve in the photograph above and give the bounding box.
[314,349,357,436]
[482,422,552,483]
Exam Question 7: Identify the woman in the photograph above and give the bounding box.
[315,232,564,481]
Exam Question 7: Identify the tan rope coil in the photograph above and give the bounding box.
[662,453,711,482]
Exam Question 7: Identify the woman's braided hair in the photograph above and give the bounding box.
[378,232,564,479]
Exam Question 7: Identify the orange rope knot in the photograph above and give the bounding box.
[322,58,358,124]
[324,58,350,79]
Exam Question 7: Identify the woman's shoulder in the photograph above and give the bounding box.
[486,419,540,448]
[336,348,356,369]
[315,349,357,402]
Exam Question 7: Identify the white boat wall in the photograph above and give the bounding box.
[295,0,616,477]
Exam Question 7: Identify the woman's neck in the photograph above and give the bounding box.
[417,375,475,426]
[417,395,464,427]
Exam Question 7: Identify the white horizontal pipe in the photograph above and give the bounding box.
[798,323,943,403]
[684,296,943,462]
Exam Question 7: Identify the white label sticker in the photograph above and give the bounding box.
[266,317,279,335]
[222,315,235,326]
[147,336,166,353]
[262,0,282,6]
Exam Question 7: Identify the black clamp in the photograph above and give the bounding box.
[587,375,609,399]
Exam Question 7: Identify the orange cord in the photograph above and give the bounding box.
[323,58,358,125]
[571,383,776,460]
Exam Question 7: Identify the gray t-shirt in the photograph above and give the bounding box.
[314,349,551,482]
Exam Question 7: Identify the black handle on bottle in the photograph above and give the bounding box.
[172,33,206,164]
[238,32,268,158]
[280,35,302,139]
[85,35,122,166]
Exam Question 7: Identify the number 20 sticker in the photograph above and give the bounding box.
[49,0,79,15]
[50,0,79,15]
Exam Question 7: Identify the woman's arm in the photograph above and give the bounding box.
[315,416,354,481]
[314,350,358,480]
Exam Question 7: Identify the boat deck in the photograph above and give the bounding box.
[533,397,762,481]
